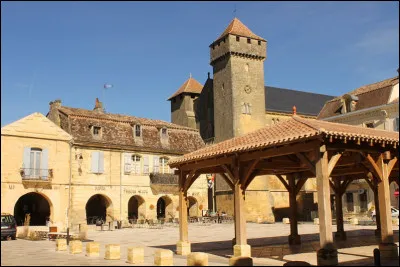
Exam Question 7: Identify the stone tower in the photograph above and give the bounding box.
[168,76,203,129]
[210,18,267,142]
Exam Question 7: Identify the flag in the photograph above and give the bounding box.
[104,83,113,89]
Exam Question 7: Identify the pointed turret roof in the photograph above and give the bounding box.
[213,18,266,44]
[167,77,203,100]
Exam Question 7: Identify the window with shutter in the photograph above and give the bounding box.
[124,153,132,173]
[40,149,49,179]
[132,155,141,175]
[160,157,169,174]
[143,155,149,174]
[153,156,159,173]
[23,147,31,177]
[30,148,42,178]
[395,117,399,132]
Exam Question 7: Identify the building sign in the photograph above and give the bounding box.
[124,188,148,195]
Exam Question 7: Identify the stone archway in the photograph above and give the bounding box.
[14,192,52,226]
[187,196,198,217]
[157,196,173,219]
[128,195,146,220]
[85,194,113,224]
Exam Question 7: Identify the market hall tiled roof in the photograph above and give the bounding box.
[47,100,205,155]
[169,115,399,165]
[317,76,399,119]
[167,77,204,100]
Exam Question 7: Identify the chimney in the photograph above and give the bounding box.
[93,98,105,114]
[207,72,210,79]
[49,99,62,110]
[48,99,62,126]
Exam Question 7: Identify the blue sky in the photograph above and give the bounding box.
[1,1,399,127]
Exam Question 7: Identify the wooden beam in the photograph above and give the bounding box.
[177,156,233,171]
[184,173,200,192]
[239,139,321,162]
[243,170,261,190]
[221,164,236,183]
[363,177,375,191]
[363,153,383,181]
[241,159,259,189]
[327,153,342,177]
[220,173,234,190]
[276,175,290,191]
[329,180,337,194]
[295,177,308,195]
[296,152,316,175]
[183,171,198,192]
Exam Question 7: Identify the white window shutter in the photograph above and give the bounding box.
[40,149,49,179]
[143,155,149,174]
[135,158,141,174]
[241,103,246,114]
[91,152,99,173]
[98,151,104,173]
[124,153,132,173]
[153,156,159,173]
[23,147,31,176]
[248,103,252,114]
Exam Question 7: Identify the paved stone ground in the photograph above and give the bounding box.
[1,222,399,266]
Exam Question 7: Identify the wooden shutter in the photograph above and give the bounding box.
[23,147,31,176]
[135,157,141,175]
[124,153,132,173]
[98,151,104,173]
[143,155,149,174]
[40,149,49,179]
[153,156,159,173]
[91,151,99,173]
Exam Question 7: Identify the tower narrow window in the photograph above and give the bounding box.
[135,125,141,137]
[236,36,240,42]
[93,126,101,136]
[247,38,251,44]
[258,40,261,45]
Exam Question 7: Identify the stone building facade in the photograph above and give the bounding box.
[318,75,399,214]
[1,99,208,232]
[168,18,335,222]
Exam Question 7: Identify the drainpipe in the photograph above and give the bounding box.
[67,139,73,244]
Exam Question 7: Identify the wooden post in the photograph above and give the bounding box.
[334,179,346,240]
[233,183,250,257]
[177,189,190,255]
[315,146,338,266]
[288,174,301,245]
[377,154,398,260]
[373,187,381,237]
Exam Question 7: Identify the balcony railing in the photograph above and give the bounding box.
[20,168,53,181]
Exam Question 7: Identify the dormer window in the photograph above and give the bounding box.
[247,38,251,44]
[93,126,101,136]
[258,40,261,45]
[135,125,141,137]
[161,128,168,138]
[336,94,359,114]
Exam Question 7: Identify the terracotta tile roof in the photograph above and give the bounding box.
[167,77,204,100]
[53,106,205,154]
[169,115,399,166]
[214,17,266,43]
[318,76,398,119]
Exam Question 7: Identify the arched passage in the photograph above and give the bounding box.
[157,196,173,219]
[86,194,113,224]
[128,195,145,220]
[14,192,52,226]
[187,196,198,217]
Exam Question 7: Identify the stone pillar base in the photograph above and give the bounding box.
[187,252,208,266]
[105,244,121,260]
[334,231,347,241]
[233,244,251,257]
[86,242,100,257]
[379,243,399,261]
[154,249,173,266]
[229,256,253,266]
[288,234,301,245]
[176,241,191,255]
[317,247,338,266]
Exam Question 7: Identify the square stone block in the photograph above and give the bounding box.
[154,249,173,266]
[282,218,290,224]
[379,243,399,261]
[176,240,191,255]
[392,218,399,226]
[314,218,319,225]
[69,240,83,254]
[105,244,120,260]
[127,246,144,264]
[56,239,67,251]
[187,252,208,266]
[86,242,100,257]
[350,218,358,225]
[229,256,253,266]
[233,244,251,257]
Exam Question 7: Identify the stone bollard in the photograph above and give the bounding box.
[69,240,83,254]
[154,249,173,266]
[282,218,290,224]
[86,242,100,257]
[229,256,253,266]
[56,238,67,251]
[314,218,319,225]
[187,252,208,266]
[350,218,359,225]
[127,246,144,264]
[105,244,120,260]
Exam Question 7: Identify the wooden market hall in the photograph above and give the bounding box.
[168,111,399,266]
